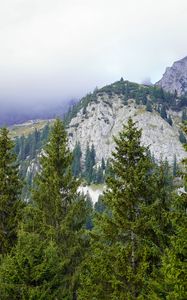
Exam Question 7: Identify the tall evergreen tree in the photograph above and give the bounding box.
[79,118,173,299]
[84,143,96,184]
[153,130,187,299]
[160,105,167,120]
[72,141,82,177]
[0,128,23,255]
[0,119,88,299]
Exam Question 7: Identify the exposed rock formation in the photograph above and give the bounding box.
[67,93,186,164]
[156,56,187,96]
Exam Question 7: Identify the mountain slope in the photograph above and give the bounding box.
[67,90,186,164]
[156,56,187,96]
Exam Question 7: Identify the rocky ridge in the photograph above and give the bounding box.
[67,92,186,164]
[156,56,187,96]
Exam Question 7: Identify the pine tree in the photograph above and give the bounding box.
[173,154,178,177]
[146,100,153,112]
[0,128,23,255]
[72,141,82,177]
[96,166,104,184]
[160,105,167,120]
[101,157,106,170]
[79,118,168,299]
[84,144,91,183]
[153,131,187,299]
[32,118,79,228]
[0,119,88,299]
[84,143,96,184]
[155,194,187,300]
[179,130,186,144]
[182,109,187,122]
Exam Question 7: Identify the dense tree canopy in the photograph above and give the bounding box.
[0,119,88,299]
[0,128,24,255]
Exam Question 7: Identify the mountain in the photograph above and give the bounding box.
[9,59,187,201]
[156,56,187,96]
[66,80,186,165]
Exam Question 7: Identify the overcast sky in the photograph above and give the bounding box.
[0,0,187,108]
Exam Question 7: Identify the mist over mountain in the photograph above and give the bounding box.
[0,98,77,126]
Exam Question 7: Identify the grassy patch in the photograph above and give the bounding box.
[9,119,54,138]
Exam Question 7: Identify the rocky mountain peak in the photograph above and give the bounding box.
[67,92,186,164]
[156,56,187,96]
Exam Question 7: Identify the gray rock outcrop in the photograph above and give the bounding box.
[156,56,187,96]
[67,93,186,164]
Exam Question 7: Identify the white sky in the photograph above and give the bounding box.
[0,0,187,106]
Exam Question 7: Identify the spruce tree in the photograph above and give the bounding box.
[153,132,187,299]
[79,119,174,299]
[32,118,79,228]
[79,118,166,299]
[0,127,23,255]
[155,194,187,300]
[0,119,88,299]
[160,105,167,120]
[84,143,96,184]
[146,100,153,112]
[72,141,82,177]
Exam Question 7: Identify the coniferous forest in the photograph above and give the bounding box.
[0,118,186,300]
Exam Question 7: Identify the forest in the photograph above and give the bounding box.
[0,118,186,299]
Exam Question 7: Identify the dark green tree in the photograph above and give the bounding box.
[173,154,178,177]
[79,118,170,299]
[160,105,167,120]
[84,143,96,184]
[146,100,153,112]
[0,128,23,255]
[96,166,104,184]
[152,129,187,299]
[179,130,186,144]
[101,157,106,170]
[94,195,106,214]
[0,119,88,299]
[85,192,94,230]
[72,141,82,177]
[182,109,187,122]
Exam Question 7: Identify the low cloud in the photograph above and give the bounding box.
[0,0,187,113]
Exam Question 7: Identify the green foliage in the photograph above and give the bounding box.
[85,192,94,230]
[0,128,24,255]
[14,124,50,162]
[63,79,183,133]
[179,130,187,144]
[64,92,98,126]
[84,144,96,184]
[79,118,173,299]
[146,100,153,112]
[72,141,82,177]
[0,119,88,299]
[173,154,178,177]
[182,109,187,122]
[79,119,175,299]
[13,123,51,200]
[0,229,63,300]
[158,194,187,300]
[160,105,167,120]
[94,195,106,214]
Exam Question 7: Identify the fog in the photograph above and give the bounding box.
[0,0,187,119]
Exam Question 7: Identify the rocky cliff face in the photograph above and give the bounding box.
[156,56,187,96]
[67,92,186,164]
